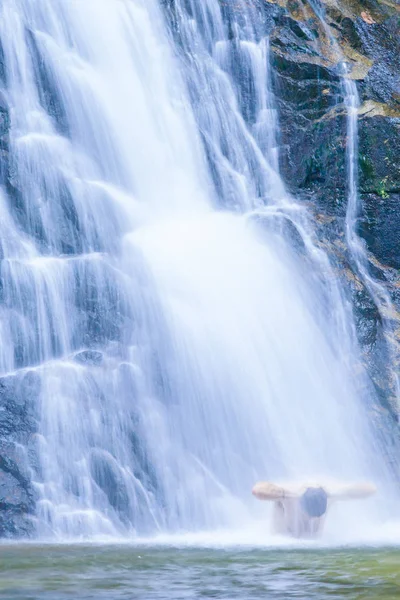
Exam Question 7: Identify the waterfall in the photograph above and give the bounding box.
[0,0,394,538]
[343,78,400,416]
[306,0,400,424]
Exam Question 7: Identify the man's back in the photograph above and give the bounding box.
[252,480,376,538]
[271,490,327,537]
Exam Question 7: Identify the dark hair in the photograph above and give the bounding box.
[300,487,328,518]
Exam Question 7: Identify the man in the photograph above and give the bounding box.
[252,480,376,538]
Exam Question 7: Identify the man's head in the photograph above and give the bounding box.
[300,487,328,518]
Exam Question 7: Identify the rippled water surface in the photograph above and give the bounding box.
[1,543,399,599]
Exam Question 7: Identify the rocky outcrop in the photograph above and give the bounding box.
[0,372,38,537]
[266,1,400,209]
[256,0,400,417]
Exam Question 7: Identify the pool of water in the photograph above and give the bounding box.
[1,542,399,599]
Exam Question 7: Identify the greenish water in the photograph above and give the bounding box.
[0,544,399,599]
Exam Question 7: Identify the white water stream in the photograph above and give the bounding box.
[307,0,400,415]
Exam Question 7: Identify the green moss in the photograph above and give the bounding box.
[359,154,374,180]
[377,176,390,199]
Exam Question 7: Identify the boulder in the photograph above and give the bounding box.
[73,350,104,367]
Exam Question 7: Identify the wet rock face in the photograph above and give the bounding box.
[358,114,400,269]
[0,78,34,535]
[260,0,400,412]
[360,192,400,271]
[268,0,400,206]
[0,374,39,537]
[272,54,347,213]
[73,350,104,367]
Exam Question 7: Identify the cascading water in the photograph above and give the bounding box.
[0,0,395,539]
[343,78,400,415]
[306,0,400,426]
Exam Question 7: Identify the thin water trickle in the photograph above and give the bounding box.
[343,77,400,414]
[0,0,396,540]
[307,1,400,416]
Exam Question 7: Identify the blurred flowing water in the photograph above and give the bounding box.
[0,0,397,540]
[308,0,400,423]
